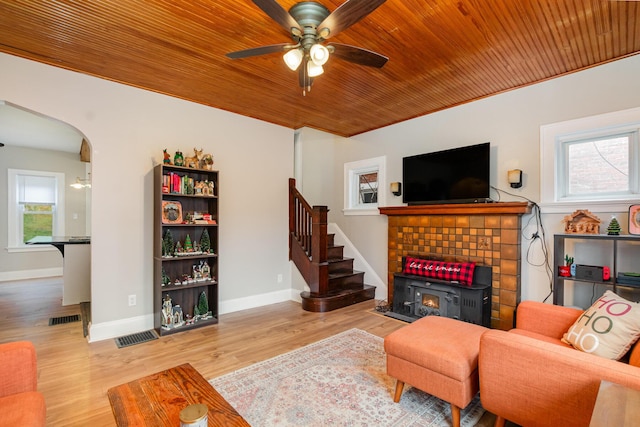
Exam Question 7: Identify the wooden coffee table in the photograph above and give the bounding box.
[107,363,250,426]
[589,380,640,426]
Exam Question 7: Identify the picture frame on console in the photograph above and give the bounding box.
[629,204,640,235]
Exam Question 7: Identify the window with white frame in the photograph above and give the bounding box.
[7,169,65,251]
[344,156,386,215]
[541,107,640,212]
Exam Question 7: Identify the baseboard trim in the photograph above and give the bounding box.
[0,268,63,282]
[88,314,154,343]
[219,288,296,315]
[89,290,299,342]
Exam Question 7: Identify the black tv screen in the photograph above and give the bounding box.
[402,142,490,205]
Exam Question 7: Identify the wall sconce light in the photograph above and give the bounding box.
[390,182,402,196]
[507,169,522,188]
[70,176,91,189]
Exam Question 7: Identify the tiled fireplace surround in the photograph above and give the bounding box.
[380,202,532,330]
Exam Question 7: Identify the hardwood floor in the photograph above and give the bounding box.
[0,277,496,426]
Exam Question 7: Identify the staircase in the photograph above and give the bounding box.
[289,179,375,312]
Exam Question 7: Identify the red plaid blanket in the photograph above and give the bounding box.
[403,257,476,286]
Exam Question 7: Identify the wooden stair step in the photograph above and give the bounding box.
[328,271,365,290]
[328,257,354,273]
[327,245,344,260]
[300,285,376,312]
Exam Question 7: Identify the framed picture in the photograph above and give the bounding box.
[162,201,183,224]
[630,204,640,235]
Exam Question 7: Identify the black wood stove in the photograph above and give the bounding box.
[385,265,492,327]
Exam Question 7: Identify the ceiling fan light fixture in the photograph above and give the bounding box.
[283,48,303,71]
[309,43,329,66]
[307,60,324,77]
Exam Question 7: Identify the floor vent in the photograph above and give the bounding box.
[49,314,81,326]
[115,330,158,348]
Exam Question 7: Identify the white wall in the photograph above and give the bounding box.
[299,54,640,306]
[0,53,294,340]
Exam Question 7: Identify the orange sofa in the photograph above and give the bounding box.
[0,341,46,426]
[479,300,640,427]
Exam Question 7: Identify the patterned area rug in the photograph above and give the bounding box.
[210,328,485,426]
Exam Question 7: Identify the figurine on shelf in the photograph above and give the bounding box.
[194,291,212,320]
[201,181,212,196]
[161,267,171,287]
[194,181,205,195]
[184,234,193,252]
[184,148,203,169]
[163,149,172,165]
[562,209,601,234]
[185,314,195,326]
[200,153,214,170]
[174,150,184,167]
[607,217,621,235]
[162,230,175,257]
[200,229,211,253]
[200,260,211,280]
[161,294,173,327]
[172,305,184,327]
[193,263,203,282]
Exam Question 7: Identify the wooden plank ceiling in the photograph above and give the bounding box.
[0,0,638,137]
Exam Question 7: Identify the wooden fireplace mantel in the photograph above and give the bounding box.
[379,202,532,216]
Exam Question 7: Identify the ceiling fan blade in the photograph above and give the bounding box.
[226,43,291,59]
[329,43,388,68]
[251,0,301,34]
[318,0,386,39]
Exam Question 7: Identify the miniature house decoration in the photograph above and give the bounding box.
[562,209,601,234]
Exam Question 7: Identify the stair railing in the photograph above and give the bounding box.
[289,178,328,294]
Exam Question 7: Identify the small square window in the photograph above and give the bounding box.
[540,107,640,212]
[344,156,386,215]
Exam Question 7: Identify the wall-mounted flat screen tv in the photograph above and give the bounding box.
[402,142,490,205]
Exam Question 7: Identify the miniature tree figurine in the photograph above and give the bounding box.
[607,217,621,235]
[200,229,211,253]
[184,234,193,252]
[161,267,171,286]
[163,229,175,257]
[197,291,209,317]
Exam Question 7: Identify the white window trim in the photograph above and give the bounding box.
[7,169,65,252]
[343,156,386,216]
[540,106,640,213]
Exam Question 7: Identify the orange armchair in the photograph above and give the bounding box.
[0,341,46,426]
[479,301,640,427]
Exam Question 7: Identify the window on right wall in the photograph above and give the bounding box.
[541,107,640,213]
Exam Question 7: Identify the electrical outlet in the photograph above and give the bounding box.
[128,294,136,306]
[277,274,283,283]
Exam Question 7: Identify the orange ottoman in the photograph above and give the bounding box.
[384,316,488,427]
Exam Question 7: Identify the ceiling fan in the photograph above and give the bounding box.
[226,0,388,94]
